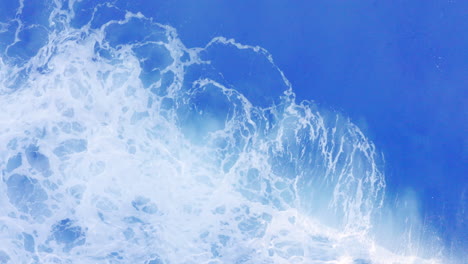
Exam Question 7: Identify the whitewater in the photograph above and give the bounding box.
[0,1,449,263]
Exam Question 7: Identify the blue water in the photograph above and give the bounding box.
[0,0,466,263]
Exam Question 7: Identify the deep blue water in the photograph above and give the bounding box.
[0,0,466,263]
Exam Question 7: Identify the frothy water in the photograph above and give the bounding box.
[0,1,450,263]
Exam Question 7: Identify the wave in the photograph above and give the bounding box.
[0,1,449,263]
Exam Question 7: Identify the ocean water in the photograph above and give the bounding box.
[0,1,465,264]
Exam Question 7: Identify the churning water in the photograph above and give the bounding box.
[0,1,454,263]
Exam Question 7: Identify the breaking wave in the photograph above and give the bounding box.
[0,1,449,263]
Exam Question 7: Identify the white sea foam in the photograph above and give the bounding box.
[0,1,447,263]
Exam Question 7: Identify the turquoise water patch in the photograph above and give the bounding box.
[6,174,51,219]
[53,139,87,157]
[51,219,86,252]
[25,145,51,177]
[6,153,22,173]
[22,232,35,253]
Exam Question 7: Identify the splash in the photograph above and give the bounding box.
[0,1,447,263]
